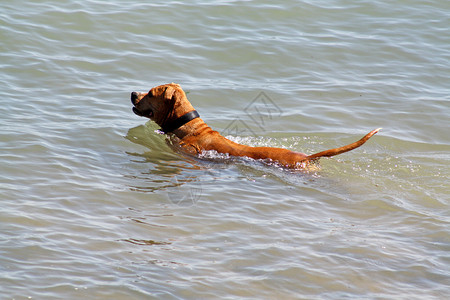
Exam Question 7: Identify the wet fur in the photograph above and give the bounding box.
[131,83,380,169]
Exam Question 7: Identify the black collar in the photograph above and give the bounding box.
[161,110,200,133]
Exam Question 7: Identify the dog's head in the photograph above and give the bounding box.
[131,83,194,128]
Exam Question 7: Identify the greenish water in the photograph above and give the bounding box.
[1,1,449,299]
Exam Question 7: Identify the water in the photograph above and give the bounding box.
[1,0,449,299]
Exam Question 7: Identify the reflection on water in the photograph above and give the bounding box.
[125,122,325,206]
[126,123,207,206]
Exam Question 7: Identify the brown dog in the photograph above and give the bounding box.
[131,83,380,169]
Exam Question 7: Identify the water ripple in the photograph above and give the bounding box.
[1,0,449,299]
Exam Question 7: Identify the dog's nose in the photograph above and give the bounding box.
[131,92,139,105]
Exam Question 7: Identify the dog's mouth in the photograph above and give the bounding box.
[132,107,153,118]
[131,91,154,118]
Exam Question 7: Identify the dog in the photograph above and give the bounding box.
[131,83,380,169]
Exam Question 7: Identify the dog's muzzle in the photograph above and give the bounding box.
[131,91,141,105]
[131,92,153,118]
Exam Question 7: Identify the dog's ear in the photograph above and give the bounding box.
[164,86,177,101]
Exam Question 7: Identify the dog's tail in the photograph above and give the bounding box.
[305,128,381,161]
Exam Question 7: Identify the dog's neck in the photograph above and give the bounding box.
[160,110,200,133]
[172,117,210,139]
